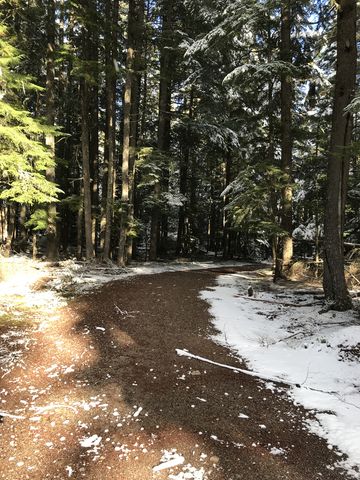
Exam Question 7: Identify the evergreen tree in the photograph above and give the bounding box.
[323,0,357,310]
[118,0,144,267]
[0,0,358,315]
[0,23,59,254]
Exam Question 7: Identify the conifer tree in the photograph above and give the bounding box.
[45,0,58,260]
[274,0,294,280]
[118,0,144,267]
[0,23,59,254]
[101,0,119,260]
[149,0,175,260]
[323,0,357,310]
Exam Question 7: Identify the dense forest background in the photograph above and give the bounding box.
[0,0,358,308]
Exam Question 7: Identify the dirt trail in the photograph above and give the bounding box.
[0,267,351,480]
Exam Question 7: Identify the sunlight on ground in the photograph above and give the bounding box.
[0,256,66,331]
[0,258,216,478]
[0,300,219,480]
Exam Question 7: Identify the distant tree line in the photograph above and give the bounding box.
[0,0,358,309]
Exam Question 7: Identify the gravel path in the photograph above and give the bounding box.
[0,267,351,479]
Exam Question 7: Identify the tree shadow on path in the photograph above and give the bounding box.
[67,266,349,480]
[0,266,352,480]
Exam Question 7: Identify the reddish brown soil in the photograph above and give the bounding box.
[0,267,352,480]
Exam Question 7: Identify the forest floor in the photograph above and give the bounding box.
[0,258,359,480]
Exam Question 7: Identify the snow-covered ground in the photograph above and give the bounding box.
[200,271,360,478]
[1,256,248,317]
[48,258,248,296]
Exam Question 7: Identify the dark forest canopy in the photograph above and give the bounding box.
[0,0,358,308]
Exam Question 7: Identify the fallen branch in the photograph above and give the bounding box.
[176,348,360,410]
[176,348,296,386]
[153,456,185,472]
[0,411,25,420]
[234,295,322,308]
[292,290,323,296]
[31,404,77,415]
[269,331,308,344]
[0,404,79,422]
[345,268,360,286]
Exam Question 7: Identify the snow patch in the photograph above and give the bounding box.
[269,447,286,456]
[200,272,360,478]
[79,435,102,448]
[153,450,185,472]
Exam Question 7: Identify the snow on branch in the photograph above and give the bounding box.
[223,61,296,84]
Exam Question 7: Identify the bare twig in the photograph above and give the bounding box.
[235,295,322,308]
[345,268,360,286]
[176,348,360,410]
[269,331,308,345]
[0,411,25,420]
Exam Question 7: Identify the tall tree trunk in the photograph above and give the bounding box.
[208,183,217,254]
[126,6,143,262]
[176,90,194,256]
[266,17,278,270]
[0,202,6,244]
[79,1,96,260]
[18,204,27,251]
[45,0,58,260]
[126,72,141,261]
[176,146,189,255]
[4,204,15,257]
[81,77,95,260]
[76,183,84,260]
[90,87,99,251]
[222,152,232,259]
[118,62,132,267]
[323,0,356,311]
[89,32,99,253]
[102,0,119,260]
[78,0,97,260]
[118,0,143,266]
[57,0,73,255]
[139,0,151,142]
[275,0,293,280]
[150,0,173,260]
[32,233,37,260]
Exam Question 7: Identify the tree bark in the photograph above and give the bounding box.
[0,202,6,244]
[76,182,83,260]
[118,61,132,267]
[139,0,151,142]
[126,6,143,262]
[118,0,143,266]
[222,152,232,259]
[81,76,95,260]
[45,0,58,260]
[126,72,141,261]
[275,0,293,280]
[18,204,27,251]
[56,0,73,256]
[176,90,194,256]
[323,0,356,310]
[150,0,173,260]
[89,15,99,253]
[102,0,119,260]
[4,204,15,257]
[176,145,189,255]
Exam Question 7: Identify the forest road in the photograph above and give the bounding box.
[0,266,351,480]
